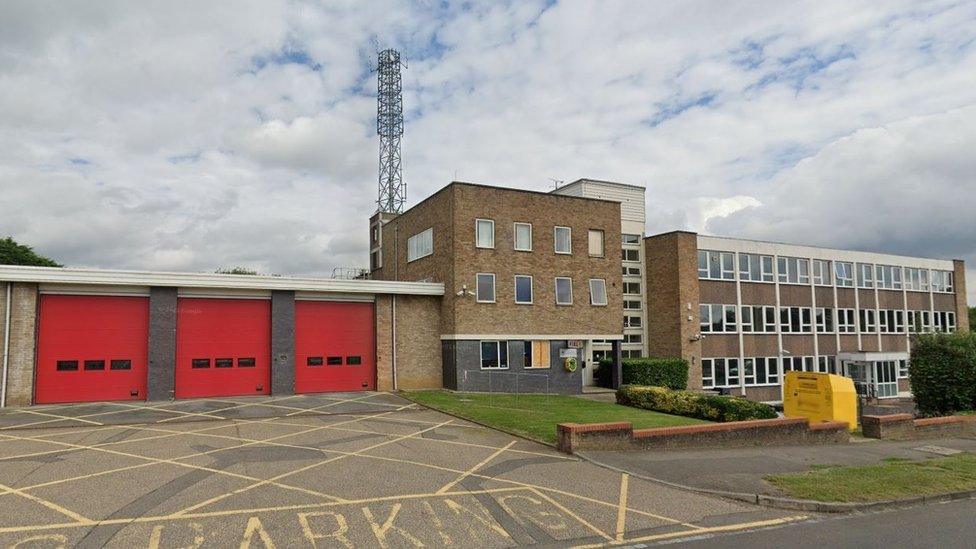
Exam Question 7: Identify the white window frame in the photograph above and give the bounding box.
[857,263,875,288]
[476,273,495,303]
[738,253,774,283]
[622,248,640,262]
[554,277,573,305]
[479,340,509,370]
[587,229,605,257]
[835,261,854,287]
[777,257,810,285]
[779,306,812,333]
[589,278,608,306]
[837,308,856,333]
[812,259,832,286]
[475,218,495,249]
[622,234,641,245]
[514,275,533,305]
[406,228,433,262]
[623,281,641,295]
[815,307,834,333]
[513,222,532,252]
[699,250,736,281]
[554,226,572,255]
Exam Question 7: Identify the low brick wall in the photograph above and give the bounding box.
[556,417,849,453]
[862,414,976,440]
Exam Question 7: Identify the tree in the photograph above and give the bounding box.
[214,267,258,275]
[0,237,62,267]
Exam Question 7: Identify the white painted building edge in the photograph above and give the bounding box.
[697,235,956,270]
[0,265,444,296]
[441,334,624,340]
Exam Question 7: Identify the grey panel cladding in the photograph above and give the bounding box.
[271,291,296,396]
[452,339,582,394]
[147,287,177,401]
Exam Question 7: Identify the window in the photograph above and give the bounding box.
[857,263,874,288]
[622,249,640,262]
[779,307,812,333]
[238,357,256,367]
[908,310,932,333]
[476,273,495,303]
[815,308,834,333]
[110,359,132,371]
[835,261,854,287]
[932,270,954,293]
[837,309,856,333]
[589,279,608,306]
[698,250,735,280]
[812,260,832,286]
[879,310,905,333]
[84,360,105,371]
[782,356,815,373]
[624,334,642,344]
[407,228,433,262]
[934,311,956,333]
[701,357,739,388]
[191,358,210,369]
[475,219,494,249]
[514,222,532,251]
[622,266,641,276]
[307,357,324,366]
[523,341,550,368]
[555,277,573,305]
[588,230,605,257]
[346,356,362,365]
[739,253,774,282]
[777,257,810,285]
[327,356,343,365]
[554,226,572,254]
[370,250,381,271]
[622,234,640,245]
[56,360,79,371]
[753,357,779,385]
[514,275,533,304]
[818,356,837,374]
[740,305,776,333]
[859,309,877,333]
[621,349,642,359]
[214,358,233,368]
[876,265,902,290]
[623,299,642,310]
[623,282,641,295]
[897,360,909,379]
[624,315,642,328]
[905,268,929,291]
[700,304,737,333]
[480,341,508,369]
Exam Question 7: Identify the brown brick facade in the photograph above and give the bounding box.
[375,294,443,391]
[1,283,37,406]
[954,259,970,332]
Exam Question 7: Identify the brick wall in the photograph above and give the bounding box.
[644,232,702,388]
[2,283,37,406]
[954,260,969,332]
[375,294,443,391]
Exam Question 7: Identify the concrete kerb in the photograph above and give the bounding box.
[576,450,976,514]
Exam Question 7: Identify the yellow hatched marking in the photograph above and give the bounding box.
[171,418,454,516]
[529,487,613,541]
[614,473,628,542]
[0,481,94,524]
[572,514,810,548]
[435,440,516,494]
[5,409,103,427]
[284,392,387,416]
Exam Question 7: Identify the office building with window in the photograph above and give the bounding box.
[645,231,969,402]
[369,181,624,393]
[551,179,648,362]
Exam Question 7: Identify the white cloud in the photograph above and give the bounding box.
[0,0,973,304]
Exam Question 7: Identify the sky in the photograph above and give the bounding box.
[1,1,975,303]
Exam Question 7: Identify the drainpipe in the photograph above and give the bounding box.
[392,295,399,391]
[2,282,12,408]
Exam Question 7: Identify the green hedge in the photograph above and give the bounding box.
[596,357,689,390]
[617,385,778,422]
[910,332,976,416]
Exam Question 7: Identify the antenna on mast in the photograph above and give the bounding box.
[376,48,406,214]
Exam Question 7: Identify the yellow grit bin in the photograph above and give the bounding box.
[783,371,858,431]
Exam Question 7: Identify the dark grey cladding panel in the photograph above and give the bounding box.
[441,340,458,390]
[452,339,582,394]
[271,291,295,396]
[147,287,177,401]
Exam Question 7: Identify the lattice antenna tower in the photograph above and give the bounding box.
[377,48,406,214]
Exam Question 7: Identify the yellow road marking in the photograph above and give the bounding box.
[5,409,103,427]
[614,473,629,542]
[0,481,93,524]
[170,418,454,516]
[572,514,810,548]
[284,392,386,417]
[530,487,613,542]
[435,440,516,494]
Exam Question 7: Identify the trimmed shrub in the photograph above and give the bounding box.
[617,385,778,422]
[910,332,976,416]
[594,357,690,390]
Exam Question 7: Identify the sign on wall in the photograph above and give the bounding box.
[568,340,585,349]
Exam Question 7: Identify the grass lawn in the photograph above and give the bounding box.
[402,390,708,444]
[765,453,976,502]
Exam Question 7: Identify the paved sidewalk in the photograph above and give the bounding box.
[583,437,976,497]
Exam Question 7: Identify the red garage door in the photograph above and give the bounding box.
[35,295,149,404]
[175,298,271,399]
[295,301,375,393]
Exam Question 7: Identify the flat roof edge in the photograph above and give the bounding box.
[0,266,445,296]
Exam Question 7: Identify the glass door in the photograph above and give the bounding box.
[875,361,898,398]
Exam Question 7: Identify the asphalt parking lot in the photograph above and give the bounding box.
[0,392,806,547]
